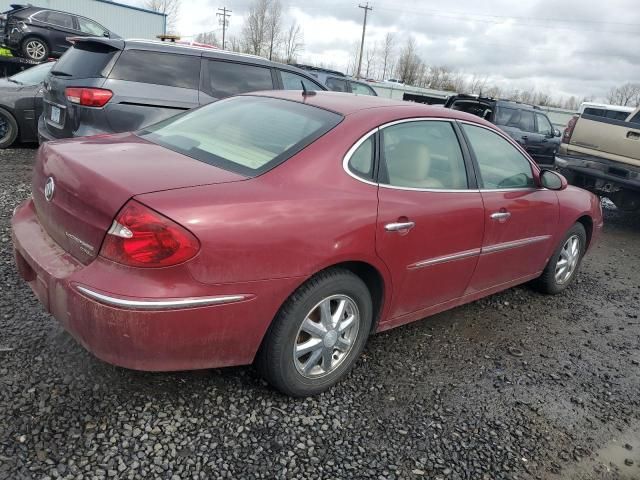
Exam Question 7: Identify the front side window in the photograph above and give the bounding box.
[109,50,200,89]
[350,81,376,96]
[326,77,348,92]
[535,113,553,136]
[139,96,342,176]
[381,121,468,190]
[206,61,273,98]
[77,17,107,36]
[281,71,322,91]
[462,124,534,190]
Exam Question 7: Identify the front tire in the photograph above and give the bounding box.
[257,268,372,397]
[0,107,19,149]
[21,37,49,62]
[533,223,586,294]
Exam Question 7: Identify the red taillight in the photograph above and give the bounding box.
[65,87,113,107]
[562,116,578,144]
[100,200,200,268]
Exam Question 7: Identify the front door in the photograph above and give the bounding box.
[460,123,559,293]
[374,119,485,319]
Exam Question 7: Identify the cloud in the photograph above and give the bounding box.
[123,0,640,100]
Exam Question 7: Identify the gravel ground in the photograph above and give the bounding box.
[0,146,639,480]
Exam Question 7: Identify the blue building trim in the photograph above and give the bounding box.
[93,0,168,18]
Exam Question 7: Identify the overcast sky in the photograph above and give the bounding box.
[123,0,639,101]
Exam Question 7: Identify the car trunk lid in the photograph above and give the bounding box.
[32,133,246,264]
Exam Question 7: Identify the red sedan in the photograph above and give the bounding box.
[12,91,603,396]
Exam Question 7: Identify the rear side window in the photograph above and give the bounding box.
[351,82,376,96]
[51,43,119,79]
[110,50,200,89]
[205,60,274,98]
[44,11,75,29]
[347,136,374,180]
[628,112,640,124]
[139,96,342,176]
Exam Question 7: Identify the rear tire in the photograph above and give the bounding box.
[0,107,19,149]
[256,268,372,397]
[532,223,586,295]
[21,37,49,62]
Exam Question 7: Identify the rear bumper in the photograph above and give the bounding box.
[11,198,302,371]
[556,155,640,192]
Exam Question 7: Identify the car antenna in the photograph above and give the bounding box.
[301,80,316,97]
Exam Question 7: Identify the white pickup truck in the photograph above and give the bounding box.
[557,106,640,211]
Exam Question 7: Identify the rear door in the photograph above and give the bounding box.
[103,49,201,131]
[460,122,559,293]
[41,11,77,54]
[374,119,485,320]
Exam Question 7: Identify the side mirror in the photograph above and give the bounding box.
[554,129,561,137]
[540,169,567,191]
[103,31,110,38]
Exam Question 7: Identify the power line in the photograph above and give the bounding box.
[356,2,373,80]
[217,7,232,50]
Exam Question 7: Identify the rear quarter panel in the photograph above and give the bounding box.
[567,115,640,165]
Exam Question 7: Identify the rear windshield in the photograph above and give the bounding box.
[51,43,119,79]
[138,96,342,176]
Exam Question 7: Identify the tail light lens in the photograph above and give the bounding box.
[562,116,578,144]
[100,200,200,268]
[65,87,113,107]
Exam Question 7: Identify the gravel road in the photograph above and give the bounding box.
[1,146,639,480]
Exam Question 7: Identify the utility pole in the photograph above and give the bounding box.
[356,2,372,79]
[217,7,231,50]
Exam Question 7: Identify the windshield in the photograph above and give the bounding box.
[138,96,343,176]
[9,62,55,85]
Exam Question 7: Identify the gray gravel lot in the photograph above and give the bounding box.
[0,146,639,480]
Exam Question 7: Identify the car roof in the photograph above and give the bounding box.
[244,91,493,123]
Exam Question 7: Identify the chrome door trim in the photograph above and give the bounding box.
[342,117,480,193]
[409,248,481,270]
[482,235,551,255]
[490,212,512,221]
[76,286,251,310]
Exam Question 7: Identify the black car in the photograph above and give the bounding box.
[445,94,561,165]
[0,5,118,62]
[0,60,54,148]
[39,38,327,142]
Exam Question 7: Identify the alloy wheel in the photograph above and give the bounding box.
[0,115,8,141]
[555,234,580,285]
[25,40,46,61]
[293,294,360,378]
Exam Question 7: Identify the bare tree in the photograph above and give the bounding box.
[606,83,640,107]
[145,0,181,34]
[194,31,218,46]
[242,0,269,56]
[228,35,242,53]
[467,74,489,95]
[283,21,303,63]
[395,37,422,85]
[364,42,377,79]
[266,0,282,60]
[379,32,395,81]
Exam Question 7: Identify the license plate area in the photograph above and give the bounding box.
[45,102,65,128]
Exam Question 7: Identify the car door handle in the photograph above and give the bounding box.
[628,131,640,140]
[385,221,416,232]
[490,212,512,221]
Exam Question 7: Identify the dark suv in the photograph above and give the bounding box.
[445,94,561,165]
[39,38,326,142]
[0,5,117,62]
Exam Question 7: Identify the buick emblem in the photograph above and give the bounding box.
[44,177,55,202]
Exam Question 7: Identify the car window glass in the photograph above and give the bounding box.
[381,121,468,190]
[45,11,75,29]
[77,17,106,36]
[326,77,348,92]
[462,124,534,189]
[535,113,553,135]
[205,60,273,98]
[110,50,200,89]
[629,112,640,124]
[500,108,535,131]
[281,70,322,91]
[351,82,376,96]
[347,136,374,180]
[52,43,118,79]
